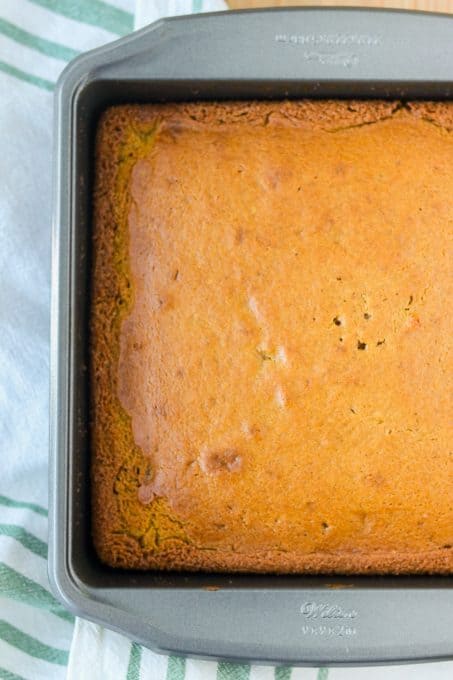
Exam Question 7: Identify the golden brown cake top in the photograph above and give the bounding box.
[91,101,453,573]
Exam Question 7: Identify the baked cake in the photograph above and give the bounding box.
[91,100,453,573]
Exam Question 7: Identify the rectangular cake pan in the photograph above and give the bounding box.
[50,7,453,666]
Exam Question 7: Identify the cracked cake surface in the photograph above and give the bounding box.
[91,100,453,573]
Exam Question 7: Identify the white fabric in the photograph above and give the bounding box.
[134,0,227,30]
[0,79,53,499]
[67,620,133,680]
[0,2,126,678]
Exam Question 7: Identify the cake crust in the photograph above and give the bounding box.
[91,100,453,573]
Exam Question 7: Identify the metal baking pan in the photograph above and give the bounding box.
[49,7,453,666]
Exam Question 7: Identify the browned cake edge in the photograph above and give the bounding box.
[91,100,453,574]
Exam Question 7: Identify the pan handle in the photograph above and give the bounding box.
[86,7,453,98]
[51,580,453,664]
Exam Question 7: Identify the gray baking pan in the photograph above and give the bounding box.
[49,7,453,666]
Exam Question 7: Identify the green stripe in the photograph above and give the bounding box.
[0,563,74,624]
[275,668,292,680]
[0,495,48,518]
[166,656,186,680]
[317,669,329,680]
[126,642,142,680]
[217,663,250,680]
[0,18,79,62]
[0,61,53,91]
[0,668,27,680]
[0,525,47,559]
[28,0,133,36]
[0,620,68,666]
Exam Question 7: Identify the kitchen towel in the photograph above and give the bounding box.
[0,1,452,678]
[0,2,134,679]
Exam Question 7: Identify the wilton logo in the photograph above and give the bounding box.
[300,602,358,620]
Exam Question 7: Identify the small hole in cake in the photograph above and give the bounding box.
[404,295,414,310]
[321,522,331,533]
[443,544,452,549]
[257,348,273,361]
[339,337,344,342]
[333,316,343,326]
[376,339,386,346]
[357,341,367,350]
[364,313,371,320]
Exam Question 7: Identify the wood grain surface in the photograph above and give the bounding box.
[227,0,453,13]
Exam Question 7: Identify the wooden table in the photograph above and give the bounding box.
[227,1,452,13]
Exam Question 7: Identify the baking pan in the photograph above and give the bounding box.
[49,7,453,665]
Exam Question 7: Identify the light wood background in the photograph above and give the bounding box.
[227,1,453,13]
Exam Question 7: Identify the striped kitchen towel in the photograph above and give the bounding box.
[0,2,133,679]
[1,0,453,679]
